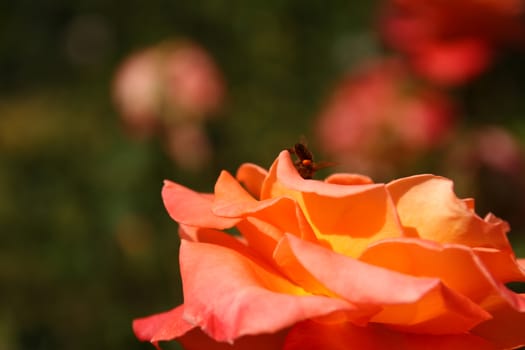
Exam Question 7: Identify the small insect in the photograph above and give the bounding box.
[287,141,335,179]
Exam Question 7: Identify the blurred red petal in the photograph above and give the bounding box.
[412,39,492,85]
[283,320,496,350]
[179,239,361,342]
[162,180,239,229]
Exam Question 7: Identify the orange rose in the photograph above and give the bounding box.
[133,151,525,349]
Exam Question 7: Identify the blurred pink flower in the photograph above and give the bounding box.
[316,58,455,177]
[163,44,225,118]
[379,0,525,85]
[447,126,524,177]
[112,40,225,170]
[113,48,161,138]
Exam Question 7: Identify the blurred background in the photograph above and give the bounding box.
[1,0,525,349]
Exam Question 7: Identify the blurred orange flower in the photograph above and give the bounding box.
[133,151,525,349]
[379,0,525,85]
[316,59,455,178]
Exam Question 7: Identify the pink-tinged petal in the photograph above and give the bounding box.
[133,305,287,350]
[178,328,287,350]
[472,294,525,349]
[387,174,511,250]
[133,305,194,345]
[283,320,496,350]
[519,259,525,270]
[162,180,239,229]
[261,151,404,257]
[236,163,268,199]
[179,239,361,342]
[274,234,491,333]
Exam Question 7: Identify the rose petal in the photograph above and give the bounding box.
[386,174,511,250]
[519,259,525,270]
[214,170,259,211]
[133,305,288,350]
[274,234,491,333]
[178,224,248,250]
[236,217,285,262]
[162,180,239,229]
[472,294,525,349]
[283,320,496,350]
[474,248,525,283]
[213,170,317,243]
[236,163,268,199]
[179,239,362,342]
[360,238,525,312]
[261,151,404,257]
[133,305,194,345]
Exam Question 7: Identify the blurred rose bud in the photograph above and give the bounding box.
[112,40,225,170]
[379,0,525,85]
[113,40,225,134]
[316,58,455,178]
[113,48,162,139]
[164,122,213,172]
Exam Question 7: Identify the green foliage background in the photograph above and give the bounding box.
[1,1,524,349]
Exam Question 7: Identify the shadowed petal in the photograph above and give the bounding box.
[178,328,287,350]
[472,294,525,349]
[179,239,362,342]
[283,320,496,350]
[236,163,268,199]
[178,224,248,250]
